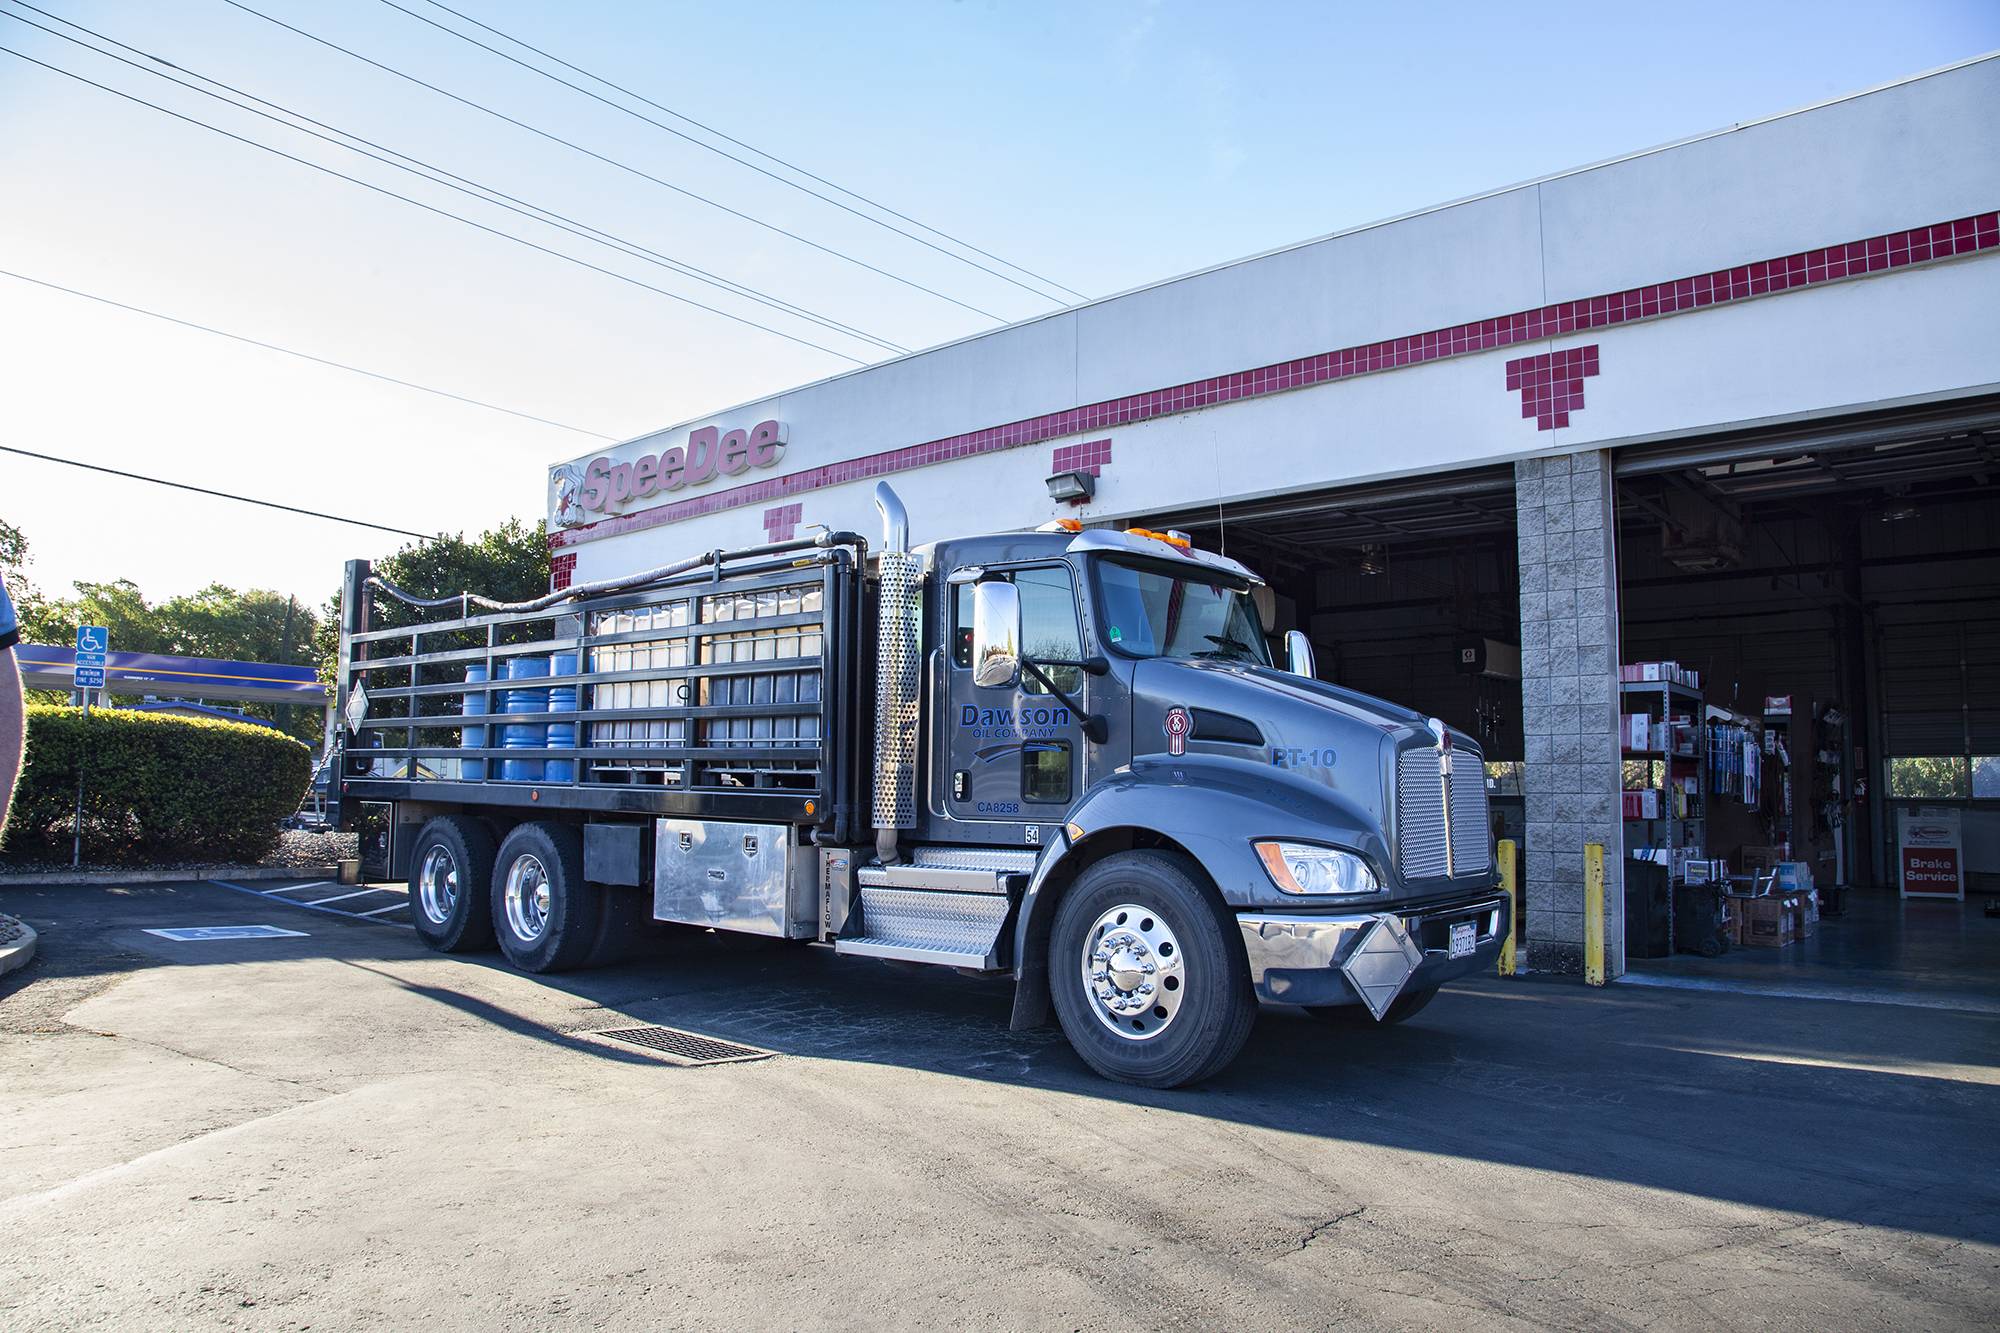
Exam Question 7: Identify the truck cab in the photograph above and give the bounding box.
[333,485,1506,1088]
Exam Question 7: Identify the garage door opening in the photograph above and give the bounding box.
[1615,398,2000,996]
[1143,465,1527,876]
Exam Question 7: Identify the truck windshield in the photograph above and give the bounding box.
[1092,559,1272,665]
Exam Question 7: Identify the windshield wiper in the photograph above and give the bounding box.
[1193,633,1255,661]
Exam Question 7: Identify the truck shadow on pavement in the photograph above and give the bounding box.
[505,931,2000,1249]
[5,879,1996,1249]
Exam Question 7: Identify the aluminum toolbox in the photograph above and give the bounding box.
[653,817,816,938]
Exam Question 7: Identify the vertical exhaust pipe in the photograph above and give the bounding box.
[872,483,922,864]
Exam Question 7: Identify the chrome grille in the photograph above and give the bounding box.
[1396,747,1451,880]
[1396,736,1490,880]
[1448,754,1492,873]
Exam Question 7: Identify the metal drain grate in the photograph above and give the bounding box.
[589,1026,771,1066]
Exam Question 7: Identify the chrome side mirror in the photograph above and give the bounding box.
[971,580,1022,689]
[1284,629,1316,680]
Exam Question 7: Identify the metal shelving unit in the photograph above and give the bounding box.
[1622,678,1706,952]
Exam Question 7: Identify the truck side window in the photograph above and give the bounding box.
[950,565,1082,695]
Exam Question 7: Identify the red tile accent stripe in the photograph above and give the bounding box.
[549,551,577,591]
[553,211,1999,548]
[1051,437,1112,477]
[1507,345,1600,431]
[763,502,803,542]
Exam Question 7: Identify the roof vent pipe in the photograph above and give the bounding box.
[871,483,921,864]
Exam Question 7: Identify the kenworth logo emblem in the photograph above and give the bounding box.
[563,420,789,521]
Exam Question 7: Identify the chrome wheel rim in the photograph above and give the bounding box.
[503,853,552,943]
[1081,902,1187,1041]
[417,845,458,926]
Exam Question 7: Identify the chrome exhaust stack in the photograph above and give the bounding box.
[871,483,922,865]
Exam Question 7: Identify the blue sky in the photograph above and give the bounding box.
[2,0,1996,603]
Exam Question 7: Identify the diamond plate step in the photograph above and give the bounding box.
[911,846,1038,874]
[835,886,1012,969]
[857,861,1020,895]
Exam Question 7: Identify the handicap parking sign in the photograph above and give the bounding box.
[74,624,108,690]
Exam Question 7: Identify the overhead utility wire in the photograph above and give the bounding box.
[397,0,1086,304]
[0,269,620,440]
[0,44,870,364]
[0,444,437,541]
[2,5,908,356]
[221,0,1009,323]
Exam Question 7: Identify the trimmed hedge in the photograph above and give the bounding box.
[3,706,311,862]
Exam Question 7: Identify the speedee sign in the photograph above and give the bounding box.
[552,420,787,527]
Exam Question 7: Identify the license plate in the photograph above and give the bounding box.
[1448,921,1477,959]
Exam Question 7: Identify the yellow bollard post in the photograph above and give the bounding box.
[1496,838,1519,976]
[1584,842,1606,986]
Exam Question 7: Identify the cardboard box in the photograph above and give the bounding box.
[1738,895,1794,948]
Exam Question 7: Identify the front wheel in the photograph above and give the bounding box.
[491,822,601,973]
[1049,850,1256,1088]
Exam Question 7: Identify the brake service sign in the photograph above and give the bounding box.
[1897,808,1964,900]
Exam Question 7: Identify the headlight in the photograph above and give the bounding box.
[1254,841,1379,895]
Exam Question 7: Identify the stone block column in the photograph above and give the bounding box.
[1514,450,1626,977]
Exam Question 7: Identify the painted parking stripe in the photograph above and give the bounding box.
[210,880,406,926]
[303,888,399,906]
[358,901,411,917]
[262,879,332,895]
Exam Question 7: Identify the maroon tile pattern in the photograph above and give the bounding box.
[552,211,2000,550]
[550,551,576,591]
[1508,345,1600,430]
[763,502,803,542]
[1051,438,1112,477]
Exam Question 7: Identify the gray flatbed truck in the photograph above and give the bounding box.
[333,484,1506,1086]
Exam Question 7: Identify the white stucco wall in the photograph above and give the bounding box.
[552,55,2000,582]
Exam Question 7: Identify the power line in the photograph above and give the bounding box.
[0,268,622,441]
[1,3,909,356]
[397,0,1087,304]
[0,42,872,365]
[221,0,1011,323]
[0,444,438,541]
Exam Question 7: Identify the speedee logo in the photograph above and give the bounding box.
[558,420,788,524]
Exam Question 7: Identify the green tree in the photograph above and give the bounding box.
[314,517,550,682]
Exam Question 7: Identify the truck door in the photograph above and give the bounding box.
[938,563,1091,839]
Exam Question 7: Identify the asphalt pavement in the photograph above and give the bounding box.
[1,878,1995,1330]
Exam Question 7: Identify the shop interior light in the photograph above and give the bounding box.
[1046,469,1096,503]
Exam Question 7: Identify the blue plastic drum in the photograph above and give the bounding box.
[546,652,578,783]
[498,656,549,782]
[461,663,489,780]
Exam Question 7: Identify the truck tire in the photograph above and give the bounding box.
[408,815,497,954]
[490,822,601,974]
[1305,986,1438,1026]
[1048,850,1256,1088]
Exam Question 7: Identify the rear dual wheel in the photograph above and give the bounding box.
[409,815,496,953]
[491,822,602,974]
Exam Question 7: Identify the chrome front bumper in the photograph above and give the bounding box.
[1236,893,1509,1014]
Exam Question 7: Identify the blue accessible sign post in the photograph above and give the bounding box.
[72,624,108,867]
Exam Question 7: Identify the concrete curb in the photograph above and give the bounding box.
[0,865,339,888]
[0,918,37,978]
